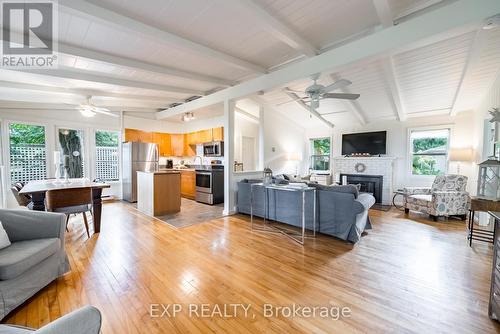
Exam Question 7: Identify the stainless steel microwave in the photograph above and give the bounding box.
[203,141,224,157]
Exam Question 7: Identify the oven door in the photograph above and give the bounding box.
[196,172,212,193]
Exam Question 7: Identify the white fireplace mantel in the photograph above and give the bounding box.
[333,156,396,205]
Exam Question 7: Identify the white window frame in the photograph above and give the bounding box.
[407,125,452,179]
[2,120,51,186]
[309,136,332,173]
[92,128,122,183]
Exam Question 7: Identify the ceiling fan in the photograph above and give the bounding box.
[281,74,360,110]
[75,96,118,118]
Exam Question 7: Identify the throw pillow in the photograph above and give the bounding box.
[0,221,11,250]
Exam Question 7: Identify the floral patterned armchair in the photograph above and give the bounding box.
[404,174,470,221]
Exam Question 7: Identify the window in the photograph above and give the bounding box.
[95,130,120,181]
[410,128,450,176]
[57,128,86,178]
[9,123,47,183]
[310,137,331,171]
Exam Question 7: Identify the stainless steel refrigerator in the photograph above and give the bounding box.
[122,142,159,202]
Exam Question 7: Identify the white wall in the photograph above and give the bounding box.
[263,108,307,175]
[234,112,259,171]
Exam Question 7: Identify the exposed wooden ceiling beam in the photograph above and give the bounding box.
[371,1,406,121]
[2,30,235,87]
[156,0,500,119]
[372,0,394,27]
[11,68,204,95]
[380,58,407,121]
[284,91,334,128]
[450,29,485,116]
[234,0,318,57]
[0,81,182,104]
[329,74,367,125]
[59,0,266,74]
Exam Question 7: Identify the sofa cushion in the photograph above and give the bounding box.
[0,238,60,280]
[0,324,33,333]
[307,183,360,198]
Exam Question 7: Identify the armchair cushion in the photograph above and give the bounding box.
[0,238,60,280]
[0,210,65,243]
[404,187,431,195]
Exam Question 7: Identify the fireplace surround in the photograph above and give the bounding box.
[340,174,383,204]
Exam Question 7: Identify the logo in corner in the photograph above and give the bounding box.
[1,0,58,68]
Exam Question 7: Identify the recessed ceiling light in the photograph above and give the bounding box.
[483,14,500,30]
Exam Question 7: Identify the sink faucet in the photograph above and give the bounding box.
[193,156,203,166]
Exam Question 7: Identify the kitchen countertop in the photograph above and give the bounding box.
[159,168,196,172]
[139,170,181,174]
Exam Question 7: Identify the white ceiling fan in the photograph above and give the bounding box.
[75,96,119,118]
[281,74,360,110]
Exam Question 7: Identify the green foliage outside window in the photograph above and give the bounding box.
[311,138,331,171]
[96,131,119,147]
[411,134,448,176]
[9,124,45,145]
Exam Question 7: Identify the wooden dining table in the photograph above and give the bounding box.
[19,179,110,233]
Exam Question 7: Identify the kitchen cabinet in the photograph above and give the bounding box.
[170,134,184,157]
[153,132,172,157]
[180,170,196,199]
[213,127,224,141]
[184,134,196,157]
[125,128,153,143]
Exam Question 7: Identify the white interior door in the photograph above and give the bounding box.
[242,136,256,171]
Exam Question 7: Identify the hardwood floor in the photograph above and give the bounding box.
[3,202,500,333]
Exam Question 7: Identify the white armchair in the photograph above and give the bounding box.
[404,174,470,221]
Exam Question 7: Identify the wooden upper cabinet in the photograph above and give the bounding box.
[183,134,196,157]
[125,128,153,143]
[213,127,224,141]
[153,132,171,157]
[170,134,184,157]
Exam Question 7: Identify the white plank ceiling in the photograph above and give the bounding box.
[0,0,498,126]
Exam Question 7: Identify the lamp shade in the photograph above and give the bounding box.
[449,147,474,162]
[286,152,301,161]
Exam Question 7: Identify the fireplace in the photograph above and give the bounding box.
[340,174,383,204]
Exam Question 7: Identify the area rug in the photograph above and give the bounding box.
[153,198,225,228]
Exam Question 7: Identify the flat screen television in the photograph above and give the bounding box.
[342,131,387,156]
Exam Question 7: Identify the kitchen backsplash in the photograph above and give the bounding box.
[159,145,224,166]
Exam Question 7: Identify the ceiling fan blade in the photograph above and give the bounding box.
[319,110,349,116]
[284,88,305,94]
[323,79,352,93]
[322,93,360,100]
[277,96,309,106]
[93,109,119,118]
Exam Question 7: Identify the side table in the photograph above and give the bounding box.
[468,197,500,246]
[250,183,316,245]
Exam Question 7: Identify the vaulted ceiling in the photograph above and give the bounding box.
[0,0,499,127]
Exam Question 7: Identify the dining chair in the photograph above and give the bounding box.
[10,185,31,207]
[45,187,93,238]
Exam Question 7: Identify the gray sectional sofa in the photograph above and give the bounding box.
[237,180,375,243]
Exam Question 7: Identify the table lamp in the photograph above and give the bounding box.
[449,147,474,174]
[286,152,301,176]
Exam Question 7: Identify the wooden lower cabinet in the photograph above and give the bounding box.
[180,170,196,199]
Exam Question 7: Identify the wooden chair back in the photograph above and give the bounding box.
[46,187,93,212]
[11,186,30,206]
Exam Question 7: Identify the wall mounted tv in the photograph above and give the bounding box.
[341,131,387,156]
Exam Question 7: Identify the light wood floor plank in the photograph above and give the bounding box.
[2,202,500,333]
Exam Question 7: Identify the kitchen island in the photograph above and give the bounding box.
[137,171,181,216]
